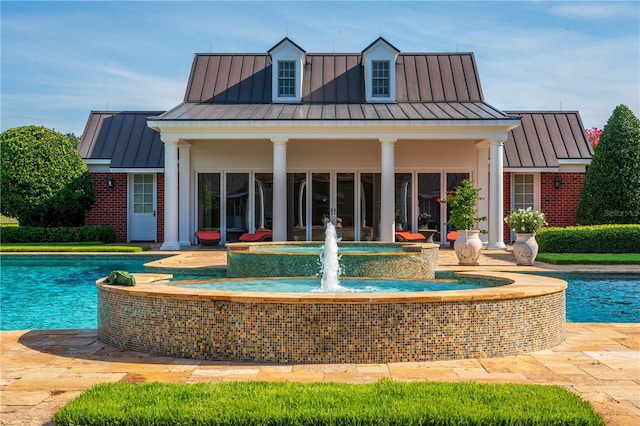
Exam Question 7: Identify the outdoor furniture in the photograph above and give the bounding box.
[417,229,440,243]
[395,231,427,242]
[195,230,221,246]
[239,230,273,242]
[446,230,458,248]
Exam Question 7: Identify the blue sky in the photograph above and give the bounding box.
[1,1,638,135]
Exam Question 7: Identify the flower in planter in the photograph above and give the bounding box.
[504,207,547,234]
[418,212,431,227]
[439,179,486,231]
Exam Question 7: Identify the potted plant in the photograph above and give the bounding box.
[439,179,487,265]
[418,212,431,230]
[505,207,547,265]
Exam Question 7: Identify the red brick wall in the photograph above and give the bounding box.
[502,172,585,242]
[156,173,164,243]
[503,172,511,241]
[86,172,165,243]
[85,173,128,242]
[540,172,585,227]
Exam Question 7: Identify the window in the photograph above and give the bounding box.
[278,60,296,97]
[133,174,154,214]
[372,60,390,97]
[513,174,534,210]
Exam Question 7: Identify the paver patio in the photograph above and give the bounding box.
[1,249,639,425]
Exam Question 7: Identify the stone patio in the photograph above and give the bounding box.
[1,249,638,425]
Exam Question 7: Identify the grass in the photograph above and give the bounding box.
[53,381,605,426]
[0,241,151,253]
[537,252,640,265]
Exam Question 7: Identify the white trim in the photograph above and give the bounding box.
[558,159,591,165]
[504,167,558,173]
[84,159,110,165]
[108,168,164,173]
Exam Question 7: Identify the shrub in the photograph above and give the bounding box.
[537,224,640,253]
[0,225,115,243]
[577,105,640,225]
[0,126,95,227]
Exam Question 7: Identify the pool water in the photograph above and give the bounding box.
[531,272,639,323]
[250,245,403,254]
[0,256,162,330]
[0,257,638,330]
[178,277,493,293]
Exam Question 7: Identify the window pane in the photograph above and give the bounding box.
[198,173,221,230]
[278,60,295,97]
[372,60,390,97]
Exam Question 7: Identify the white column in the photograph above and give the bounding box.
[178,142,191,246]
[380,138,396,242]
[272,139,288,241]
[477,144,490,246]
[488,139,506,249]
[160,139,180,250]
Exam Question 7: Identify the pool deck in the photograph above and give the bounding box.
[1,248,639,426]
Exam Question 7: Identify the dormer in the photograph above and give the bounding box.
[362,37,400,103]
[268,38,305,103]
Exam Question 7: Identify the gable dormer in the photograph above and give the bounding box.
[362,37,400,103]
[268,38,305,103]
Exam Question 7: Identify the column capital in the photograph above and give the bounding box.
[271,138,288,146]
[161,138,179,146]
[490,138,506,146]
[379,138,397,146]
[177,141,191,149]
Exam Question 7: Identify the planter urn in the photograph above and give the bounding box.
[454,229,483,265]
[513,233,539,265]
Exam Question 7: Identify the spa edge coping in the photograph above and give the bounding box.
[96,271,567,304]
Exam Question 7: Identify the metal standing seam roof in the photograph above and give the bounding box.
[180,52,485,105]
[503,111,593,169]
[78,111,165,168]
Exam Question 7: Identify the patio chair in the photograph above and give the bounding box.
[195,230,221,246]
[394,231,427,242]
[239,230,273,242]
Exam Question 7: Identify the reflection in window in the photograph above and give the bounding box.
[418,173,441,229]
[198,173,221,230]
[395,173,412,231]
[254,173,273,230]
[360,173,381,241]
[226,173,249,232]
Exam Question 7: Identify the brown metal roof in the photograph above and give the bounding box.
[154,101,511,121]
[78,111,165,168]
[181,52,484,104]
[504,111,593,168]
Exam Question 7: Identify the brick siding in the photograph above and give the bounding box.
[86,172,164,243]
[540,172,585,228]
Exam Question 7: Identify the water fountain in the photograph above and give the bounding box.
[97,226,568,364]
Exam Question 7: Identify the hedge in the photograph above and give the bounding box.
[0,225,116,244]
[536,224,640,253]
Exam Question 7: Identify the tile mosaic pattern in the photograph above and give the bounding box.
[227,242,439,279]
[98,273,566,364]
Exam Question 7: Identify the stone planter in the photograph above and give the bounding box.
[513,233,539,265]
[454,229,483,265]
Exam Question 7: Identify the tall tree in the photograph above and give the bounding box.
[576,105,640,224]
[0,126,95,227]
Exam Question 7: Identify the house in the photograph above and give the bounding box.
[78,37,592,248]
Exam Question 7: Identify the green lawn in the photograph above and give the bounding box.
[0,242,150,252]
[54,381,605,426]
[537,252,640,264]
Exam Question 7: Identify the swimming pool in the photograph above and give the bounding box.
[0,256,638,330]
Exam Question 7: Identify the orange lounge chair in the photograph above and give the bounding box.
[395,231,427,242]
[195,230,221,246]
[446,230,458,248]
[239,230,273,242]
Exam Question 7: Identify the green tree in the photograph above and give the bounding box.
[0,126,95,227]
[576,105,640,224]
[65,132,81,147]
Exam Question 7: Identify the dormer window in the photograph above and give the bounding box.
[362,37,399,103]
[278,61,296,97]
[372,60,390,97]
[268,37,305,103]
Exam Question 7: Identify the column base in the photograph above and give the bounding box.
[160,241,181,251]
[179,240,192,247]
[487,241,507,250]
